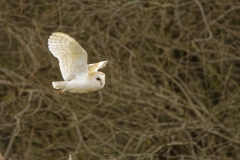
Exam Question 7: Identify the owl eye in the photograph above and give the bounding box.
[96,78,100,81]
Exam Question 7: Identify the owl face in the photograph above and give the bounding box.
[93,72,105,88]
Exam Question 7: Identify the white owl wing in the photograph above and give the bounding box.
[88,60,108,73]
[48,32,88,81]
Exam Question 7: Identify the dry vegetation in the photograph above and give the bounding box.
[1,0,240,160]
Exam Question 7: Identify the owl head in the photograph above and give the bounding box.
[89,72,105,89]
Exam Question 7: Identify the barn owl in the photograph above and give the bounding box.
[48,32,108,94]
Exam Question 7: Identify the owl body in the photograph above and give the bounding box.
[48,32,108,94]
[52,71,105,93]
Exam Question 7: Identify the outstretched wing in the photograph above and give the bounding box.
[88,60,108,73]
[48,32,88,81]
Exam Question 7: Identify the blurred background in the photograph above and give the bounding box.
[1,0,240,160]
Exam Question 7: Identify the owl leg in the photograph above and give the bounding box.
[55,89,64,94]
[52,81,66,94]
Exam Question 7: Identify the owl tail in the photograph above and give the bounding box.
[52,81,66,94]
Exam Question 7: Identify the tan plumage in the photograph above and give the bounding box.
[48,32,108,94]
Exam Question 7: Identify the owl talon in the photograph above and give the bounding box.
[55,89,63,94]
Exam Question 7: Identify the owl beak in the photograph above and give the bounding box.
[99,79,105,87]
[100,80,104,87]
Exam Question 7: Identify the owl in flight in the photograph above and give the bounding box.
[48,32,108,94]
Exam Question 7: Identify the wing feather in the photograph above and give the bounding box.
[88,60,108,73]
[48,32,88,81]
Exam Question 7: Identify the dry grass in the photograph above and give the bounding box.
[1,0,240,160]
